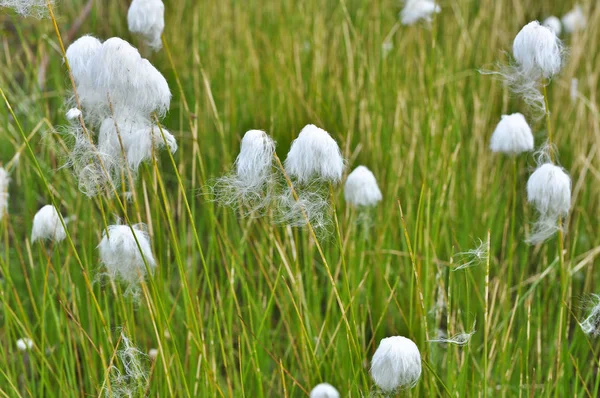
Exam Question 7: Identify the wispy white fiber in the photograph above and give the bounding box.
[489,113,534,155]
[453,239,488,271]
[212,130,276,215]
[562,5,586,34]
[428,321,476,346]
[370,336,422,392]
[16,337,33,351]
[106,333,149,398]
[399,0,440,25]
[65,35,104,120]
[526,161,571,244]
[31,205,67,243]
[0,168,9,222]
[580,295,600,337]
[98,223,156,293]
[344,166,382,208]
[284,124,344,184]
[128,0,165,50]
[543,16,562,36]
[0,0,52,18]
[309,383,340,398]
[277,187,331,232]
[66,108,82,120]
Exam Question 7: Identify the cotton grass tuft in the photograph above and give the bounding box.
[16,337,33,351]
[543,16,562,36]
[562,5,586,34]
[370,336,422,392]
[0,0,52,18]
[31,205,67,243]
[106,333,149,398]
[453,239,488,270]
[400,0,440,25]
[580,295,600,337]
[344,166,382,208]
[309,383,340,398]
[489,113,534,155]
[65,108,82,120]
[98,223,156,295]
[128,0,165,50]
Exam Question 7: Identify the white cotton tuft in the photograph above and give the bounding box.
[400,0,440,25]
[344,166,382,207]
[527,163,571,217]
[148,348,158,360]
[562,5,586,34]
[309,383,340,398]
[212,130,276,215]
[543,16,562,36]
[106,333,149,398]
[0,0,52,18]
[370,336,422,392]
[98,115,177,170]
[284,124,344,184]
[98,223,156,290]
[453,239,488,271]
[277,188,331,232]
[128,0,165,51]
[580,295,600,337]
[66,108,82,120]
[489,113,534,155]
[65,35,104,116]
[0,168,9,222]
[513,21,563,80]
[16,337,33,351]
[31,205,67,243]
[526,163,571,244]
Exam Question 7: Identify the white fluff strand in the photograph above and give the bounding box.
[105,333,149,398]
[0,0,53,18]
[31,205,67,243]
[370,336,422,392]
[98,223,156,295]
[128,0,165,51]
[580,295,600,337]
[489,113,534,155]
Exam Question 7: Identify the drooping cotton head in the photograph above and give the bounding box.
[97,114,177,171]
[284,124,344,184]
[527,163,571,217]
[98,223,156,289]
[128,0,165,50]
[489,113,534,155]
[562,5,586,34]
[371,336,422,391]
[90,38,171,116]
[0,0,52,18]
[16,337,33,351]
[309,383,340,398]
[543,16,562,36]
[65,35,103,114]
[31,205,67,243]
[235,130,276,188]
[0,168,9,222]
[513,21,563,80]
[400,0,440,25]
[344,166,382,207]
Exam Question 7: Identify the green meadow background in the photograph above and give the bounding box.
[0,0,599,396]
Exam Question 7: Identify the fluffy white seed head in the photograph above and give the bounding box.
[90,38,171,116]
[128,0,165,50]
[236,130,276,187]
[98,115,177,170]
[65,35,104,115]
[309,383,340,398]
[284,124,344,184]
[562,5,586,34]
[344,166,382,207]
[513,21,563,79]
[527,163,571,217]
[66,108,82,120]
[0,0,52,18]
[0,168,9,221]
[31,205,67,243]
[98,224,156,288]
[16,337,33,351]
[543,16,562,36]
[489,113,534,155]
[371,336,422,391]
[400,0,440,25]
[148,348,159,360]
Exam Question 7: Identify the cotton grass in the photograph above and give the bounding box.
[580,295,600,337]
[0,0,52,18]
[16,337,33,351]
[31,205,66,243]
[400,0,440,25]
[370,336,422,392]
[489,113,534,155]
[106,333,149,398]
[309,383,340,398]
[344,166,382,208]
[562,5,586,34]
[128,0,165,50]
[543,16,562,36]
[0,168,9,222]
